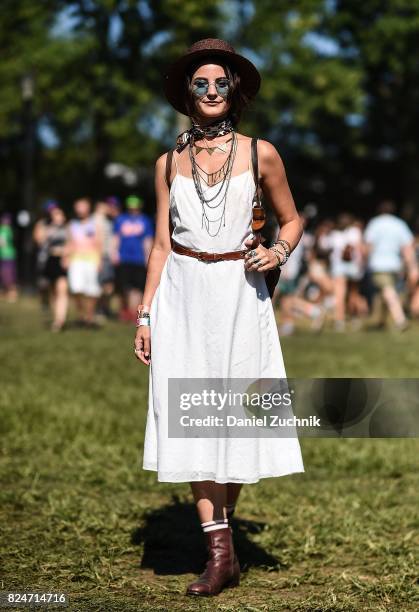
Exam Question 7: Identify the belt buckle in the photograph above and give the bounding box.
[210,252,223,262]
[198,251,219,262]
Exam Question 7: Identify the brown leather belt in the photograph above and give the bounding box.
[171,239,248,262]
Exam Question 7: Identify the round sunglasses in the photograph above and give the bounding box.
[192,77,230,99]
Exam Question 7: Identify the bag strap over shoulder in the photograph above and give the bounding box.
[251,137,263,206]
[165,149,174,188]
[250,137,266,231]
[251,137,259,194]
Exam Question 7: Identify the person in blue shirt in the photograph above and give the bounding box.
[112,195,154,321]
[364,200,418,331]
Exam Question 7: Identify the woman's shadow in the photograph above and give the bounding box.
[131,494,279,575]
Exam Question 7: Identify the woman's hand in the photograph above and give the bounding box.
[243,235,280,272]
[134,326,151,365]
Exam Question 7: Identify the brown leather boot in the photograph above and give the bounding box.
[229,523,240,578]
[186,528,240,596]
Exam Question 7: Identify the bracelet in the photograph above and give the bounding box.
[272,238,291,254]
[271,239,290,265]
[136,312,150,327]
[270,249,283,269]
[270,244,289,266]
[272,239,291,257]
[270,246,287,267]
[136,317,150,328]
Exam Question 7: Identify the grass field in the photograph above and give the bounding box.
[1,298,418,611]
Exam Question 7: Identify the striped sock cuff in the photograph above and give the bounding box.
[201,519,229,533]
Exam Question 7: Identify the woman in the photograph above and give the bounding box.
[134,39,305,596]
[36,204,69,331]
[326,212,367,331]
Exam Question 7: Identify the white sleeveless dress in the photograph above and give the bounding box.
[142,148,305,483]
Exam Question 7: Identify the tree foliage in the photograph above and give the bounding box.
[0,0,418,221]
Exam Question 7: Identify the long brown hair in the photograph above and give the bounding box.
[183,56,250,127]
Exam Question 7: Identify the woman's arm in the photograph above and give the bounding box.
[60,225,73,269]
[134,153,172,366]
[139,153,172,309]
[33,220,47,246]
[143,236,154,265]
[244,139,303,272]
[401,241,419,290]
[258,139,303,251]
[111,233,120,265]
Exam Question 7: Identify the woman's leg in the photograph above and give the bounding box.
[73,293,84,321]
[226,483,243,518]
[190,481,227,521]
[333,275,347,329]
[347,280,369,319]
[52,277,69,330]
[411,286,419,317]
[190,481,243,520]
[84,295,98,324]
[382,285,407,327]
[187,481,239,596]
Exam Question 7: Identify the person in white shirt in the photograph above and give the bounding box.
[324,212,367,331]
[272,215,326,335]
[307,219,335,301]
[364,200,418,330]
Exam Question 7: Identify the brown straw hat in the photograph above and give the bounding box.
[163,38,261,116]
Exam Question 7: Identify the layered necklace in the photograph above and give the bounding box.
[188,127,238,237]
[193,138,233,186]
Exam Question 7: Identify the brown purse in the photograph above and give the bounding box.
[251,137,281,298]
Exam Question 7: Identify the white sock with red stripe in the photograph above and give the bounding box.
[201,518,229,533]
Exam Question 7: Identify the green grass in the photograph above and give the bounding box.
[1,298,418,611]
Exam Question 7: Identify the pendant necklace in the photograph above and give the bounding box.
[194,137,233,156]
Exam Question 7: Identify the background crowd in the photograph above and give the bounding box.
[1,196,418,335]
[0,195,154,331]
[272,200,419,335]
[1,2,418,339]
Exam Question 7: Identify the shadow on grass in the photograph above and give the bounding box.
[131,494,279,575]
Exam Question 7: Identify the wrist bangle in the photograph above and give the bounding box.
[272,238,291,253]
[271,240,290,263]
[271,249,282,269]
[136,315,151,328]
[270,245,288,266]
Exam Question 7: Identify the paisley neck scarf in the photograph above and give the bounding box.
[175,117,234,153]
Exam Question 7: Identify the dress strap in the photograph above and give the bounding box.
[165,149,173,188]
[165,149,180,188]
[248,139,253,174]
[250,137,259,187]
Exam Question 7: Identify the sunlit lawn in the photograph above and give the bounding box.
[1,297,418,611]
